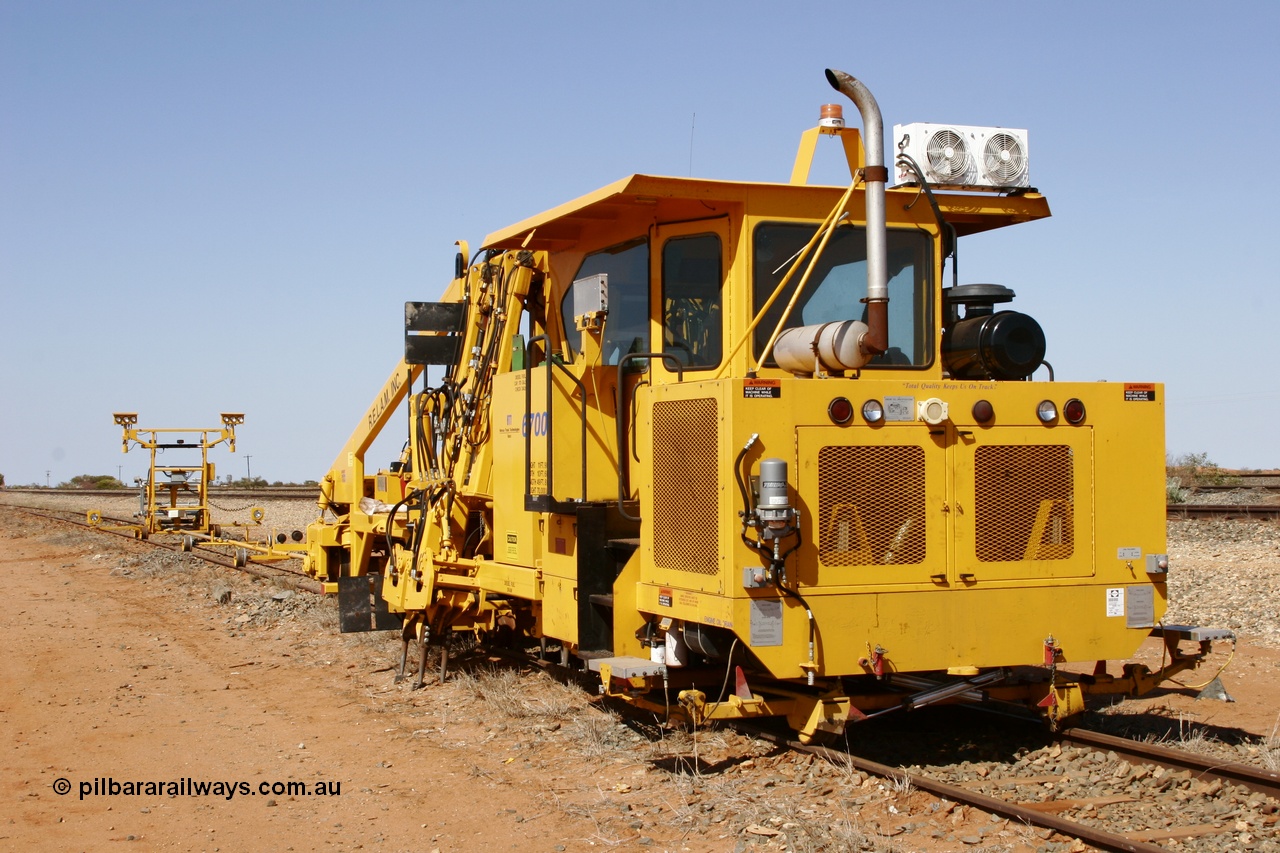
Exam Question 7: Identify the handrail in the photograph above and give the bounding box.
[523,335,588,512]
[615,353,684,522]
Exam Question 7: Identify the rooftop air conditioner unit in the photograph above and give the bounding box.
[893,123,1029,190]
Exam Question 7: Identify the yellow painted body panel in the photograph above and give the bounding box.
[540,575,578,645]
[630,376,1166,677]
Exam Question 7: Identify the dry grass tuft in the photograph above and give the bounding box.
[1265,715,1280,772]
[451,666,585,721]
[564,710,633,757]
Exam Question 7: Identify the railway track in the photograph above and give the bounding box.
[1058,726,1280,801]
[739,713,1280,852]
[1206,472,1280,484]
[1167,503,1280,520]
[501,632,1280,850]
[9,487,1278,521]
[6,503,322,593]
[1194,484,1280,493]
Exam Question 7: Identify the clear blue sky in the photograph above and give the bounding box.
[3,1,1277,486]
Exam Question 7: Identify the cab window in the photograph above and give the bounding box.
[662,233,722,370]
[752,223,932,367]
[560,239,649,365]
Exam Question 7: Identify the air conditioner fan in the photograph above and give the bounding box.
[983,132,1027,183]
[926,129,970,181]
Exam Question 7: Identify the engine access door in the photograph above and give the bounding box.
[952,427,1095,582]
[796,426,947,588]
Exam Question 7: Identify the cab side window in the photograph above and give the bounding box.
[560,239,649,365]
[662,234,722,369]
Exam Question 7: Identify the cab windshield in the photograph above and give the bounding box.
[752,223,932,367]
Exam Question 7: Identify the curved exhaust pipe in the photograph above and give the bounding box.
[825,69,888,356]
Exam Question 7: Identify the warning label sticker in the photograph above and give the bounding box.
[743,379,781,399]
[1124,383,1157,402]
[1105,587,1124,618]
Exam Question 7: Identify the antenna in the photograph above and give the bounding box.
[688,112,696,176]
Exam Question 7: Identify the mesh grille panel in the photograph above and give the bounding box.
[652,399,720,575]
[817,446,927,566]
[974,445,1075,562]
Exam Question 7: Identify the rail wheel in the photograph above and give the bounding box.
[181,535,194,552]
[234,548,248,568]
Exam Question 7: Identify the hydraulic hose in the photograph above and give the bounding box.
[385,488,422,584]
[772,529,816,685]
[896,152,958,290]
[734,433,760,519]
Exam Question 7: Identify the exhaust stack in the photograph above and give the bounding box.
[825,69,888,356]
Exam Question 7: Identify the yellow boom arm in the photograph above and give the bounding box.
[318,359,423,511]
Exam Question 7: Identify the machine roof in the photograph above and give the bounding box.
[482,173,1050,252]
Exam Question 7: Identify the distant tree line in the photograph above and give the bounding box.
[62,474,128,490]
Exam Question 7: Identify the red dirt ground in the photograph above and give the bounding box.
[3,505,1276,853]
[2,510,670,852]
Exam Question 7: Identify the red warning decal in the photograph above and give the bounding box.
[1123,383,1156,402]
[743,379,781,399]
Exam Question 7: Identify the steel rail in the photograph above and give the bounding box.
[1220,472,1280,481]
[1167,503,1280,519]
[1059,726,1280,801]
[1192,483,1280,492]
[740,726,1168,853]
[961,706,1280,801]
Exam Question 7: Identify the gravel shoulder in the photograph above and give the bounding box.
[1166,517,1280,646]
